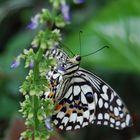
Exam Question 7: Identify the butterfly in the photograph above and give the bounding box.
[44,46,133,131]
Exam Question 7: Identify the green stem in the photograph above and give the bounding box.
[33,48,44,133]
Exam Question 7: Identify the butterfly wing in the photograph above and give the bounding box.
[77,68,133,129]
[52,74,96,131]
[45,47,132,130]
[46,47,68,63]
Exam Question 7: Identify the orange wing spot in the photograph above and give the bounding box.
[48,83,52,88]
[49,80,57,88]
[66,109,73,115]
[55,104,63,111]
[48,92,54,98]
[75,100,80,105]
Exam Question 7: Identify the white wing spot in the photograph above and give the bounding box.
[98,113,103,120]
[104,102,109,109]
[114,107,119,116]
[98,98,103,108]
[89,114,94,122]
[110,93,114,102]
[83,110,90,119]
[82,122,88,127]
[53,119,58,125]
[59,125,64,130]
[104,113,109,120]
[120,113,124,118]
[101,85,109,100]
[69,113,77,123]
[116,99,122,106]
[62,117,69,126]
[110,118,115,123]
[75,125,80,129]
[102,85,108,93]
[121,122,126,128]
[77,116,83,125]
[53,73,60,79]
[88,102,95,110]
[126,114,131,126]
[101,93,109,101]
[44,91,50,98]
[56,111,65,119]
[110,105,113,111]
[116,121,120,126]
[97,121,101,125]
[110,124,114,128]
[104,121,108,125]
[74,85,81,96]
[69,95,73,101]
[66,126,72,131]
[81,85,92,95]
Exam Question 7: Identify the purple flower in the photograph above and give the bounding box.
[29,59,34,68]
[61,3,70,22]
[27,14,40,30]
[73,0,85,4]
[32,44,38,48]
[44,117,53,131]
[10,59,20,69]
[57,64,66,74]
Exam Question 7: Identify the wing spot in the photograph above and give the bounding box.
[104,121,108,125]
[97,121,101,125]
[74,85,81,96]
[114,107,119,116]
[75,125,80,130]
[116,121,121,126]
[98,98,103,108]
[56,111,65,119]
[121,122,126,128]
[110,124,114,128]
[53,119,58,125]
[104,102,109,109]
[126,114,131,126]
[116,99,122,106]
[110,118,115,123]
[82,122,88,127]
[85,92,94,103]
[98,113,103,120]
[66,126,72,131]
[104,113,110,120]
[59,125,64,130]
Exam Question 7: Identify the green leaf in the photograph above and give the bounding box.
[0,0,32,23]
[65,0,140,74]
[0,96,19,118]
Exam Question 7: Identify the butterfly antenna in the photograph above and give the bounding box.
[82,46,109,58]
[79,30,83,56]
[59,41,75,56]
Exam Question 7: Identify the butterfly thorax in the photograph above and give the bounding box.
[63,55,81,78]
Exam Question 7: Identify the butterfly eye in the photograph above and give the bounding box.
[76,55,81,61]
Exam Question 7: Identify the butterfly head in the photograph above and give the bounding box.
[68,55,81,64]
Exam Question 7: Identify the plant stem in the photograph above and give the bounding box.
[33,48,44,133]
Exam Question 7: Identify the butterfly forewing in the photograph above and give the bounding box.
[77,68,132,129]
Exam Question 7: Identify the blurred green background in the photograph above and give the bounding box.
[0,0,140,139]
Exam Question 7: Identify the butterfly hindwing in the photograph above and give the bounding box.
[52,75,96,131]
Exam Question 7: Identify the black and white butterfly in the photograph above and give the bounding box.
[44,47,132,131]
